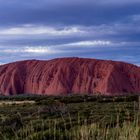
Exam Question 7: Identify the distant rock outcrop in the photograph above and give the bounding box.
[0,57,140,96]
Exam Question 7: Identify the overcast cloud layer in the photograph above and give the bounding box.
[0,0,140,65]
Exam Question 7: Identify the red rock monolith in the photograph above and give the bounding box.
[0,57,140,95]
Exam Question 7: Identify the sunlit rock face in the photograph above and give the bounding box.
[0,57,140,96]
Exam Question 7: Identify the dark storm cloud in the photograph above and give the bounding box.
[0,0,140,26]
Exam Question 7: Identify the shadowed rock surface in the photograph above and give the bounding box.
[0,57,140,96]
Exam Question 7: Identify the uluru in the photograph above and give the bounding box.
[0,57,140,96]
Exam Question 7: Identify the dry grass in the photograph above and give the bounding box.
[0,100,35,106]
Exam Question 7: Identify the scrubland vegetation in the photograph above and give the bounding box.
[0,94,139,140]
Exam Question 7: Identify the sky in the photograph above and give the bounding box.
[0,0,140,65]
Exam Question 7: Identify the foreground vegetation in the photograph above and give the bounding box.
[0,94,139,140]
